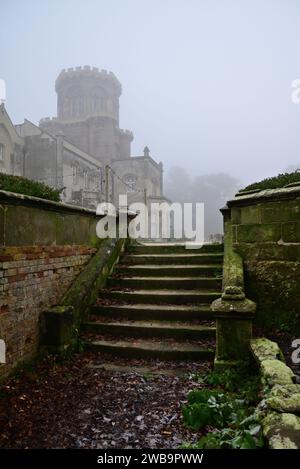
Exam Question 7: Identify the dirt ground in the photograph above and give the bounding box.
[0,352,211,449]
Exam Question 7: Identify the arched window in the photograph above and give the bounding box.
[83,170,88,189]
[72,164,78,185]
[0,143,4,161]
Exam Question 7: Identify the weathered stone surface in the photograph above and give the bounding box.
[213,210,255,369]
[235,223,281,243]
[263,412,300,449]
[266,384,300,413]
[230,207,241,225]
[215,318,252,361]
[250,338,284,362]
[261,200,300,224]
[282,221,300,243]
[223,189,300,333]
[244,260,300,333]
[260,359,295,386]
[240,205,261,225]
[211,295,256,318]
[40,305,75,352]
[0,192,103,248]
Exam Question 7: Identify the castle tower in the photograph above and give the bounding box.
[40,66,133,164]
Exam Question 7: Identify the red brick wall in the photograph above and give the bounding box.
[0,245,96,378]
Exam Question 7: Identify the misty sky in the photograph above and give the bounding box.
[1,0,300,186]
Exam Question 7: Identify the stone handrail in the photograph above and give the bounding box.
[211,205,256,370]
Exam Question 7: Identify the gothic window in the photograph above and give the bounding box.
[72,164,78,185]
[91,169,101,190]
[73,97,81,117]
[83,170,88,189]
[62,98,70,118]
[152,177,158,196]
[107,99,113,113]
[98,168,102,191]
[124,174,137,193]
[10,154,14,174]
[0,143,4,161]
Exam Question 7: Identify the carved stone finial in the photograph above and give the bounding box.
[143,146,150,157]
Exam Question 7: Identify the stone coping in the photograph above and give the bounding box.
[0,190,136,219]
[227,184,300,208]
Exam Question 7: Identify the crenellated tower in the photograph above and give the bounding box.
[40,66,133,164]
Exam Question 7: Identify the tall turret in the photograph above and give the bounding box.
[40,66,133,164]
[55,66,121,124]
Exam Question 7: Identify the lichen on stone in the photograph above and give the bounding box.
[251,337,285,363]
[263,411,300,449]
[260,359,295,387]
[265,384,300,413]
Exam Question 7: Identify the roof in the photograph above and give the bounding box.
[0,104,24,145]
[16,118,102,168]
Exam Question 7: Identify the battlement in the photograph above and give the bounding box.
[119,128,134,140]
[39,117,59,125]
[55,65,121,94]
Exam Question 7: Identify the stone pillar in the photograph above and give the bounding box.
[212,286,256,370]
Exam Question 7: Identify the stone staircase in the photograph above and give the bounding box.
[82,241,223,361]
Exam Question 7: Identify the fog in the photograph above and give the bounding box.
[1,0,300,188]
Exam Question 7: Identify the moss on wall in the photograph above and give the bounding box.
[245,260,300,333]
[225,186,300,334]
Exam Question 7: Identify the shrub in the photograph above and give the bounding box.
[0,172,63,202]
[241,169,300,192]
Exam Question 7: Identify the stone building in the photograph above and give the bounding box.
[0,66,167,212]
[39,66,166,208]
[39,66,133,165]
[15,119,103,208]
[0,104,23,176]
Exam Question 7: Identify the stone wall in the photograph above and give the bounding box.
[251,338,300,449]
[225,184,300,333]
[0,190,102,379]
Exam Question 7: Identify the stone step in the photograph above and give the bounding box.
[91,303,215,320]
[127,243,223,254]
[107,276,222,290]
[122,253,223,265]
[115,264,223,277]
[83,319,216,340]
[85,338,215,360]
[98,289,220,305]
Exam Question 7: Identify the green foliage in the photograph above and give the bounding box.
[242,169,300,192]
[204,368,259,403]
[183,418,264,449]
[195,362,260,403]
[182,364,264,449]
[182,390,264,449]
[0,172,63,202]
[183,390,248,430]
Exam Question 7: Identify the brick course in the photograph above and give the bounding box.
[0,245,96,378]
